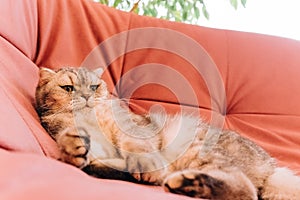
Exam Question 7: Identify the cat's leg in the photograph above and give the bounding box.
[123,152,167,184]
[260,167,300,200]
[118,133,167,184]
[57,126,138,181]
[163,169,257,200]
[56,127,90,168]
[82,158,138,182]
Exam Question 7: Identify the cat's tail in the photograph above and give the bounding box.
[261,167,300,200]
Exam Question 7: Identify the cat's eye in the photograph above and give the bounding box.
[60,85,75,92]
[90,85,100,91]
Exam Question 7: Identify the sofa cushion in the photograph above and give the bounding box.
[0,0,299,199]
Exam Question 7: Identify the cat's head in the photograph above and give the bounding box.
[35,67,109,115]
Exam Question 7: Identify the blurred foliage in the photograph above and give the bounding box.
[95,0,247,24]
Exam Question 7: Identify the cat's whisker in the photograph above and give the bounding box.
[48,106,71,117]
[70,99,88,110]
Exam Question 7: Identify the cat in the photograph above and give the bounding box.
[35,67,300,200]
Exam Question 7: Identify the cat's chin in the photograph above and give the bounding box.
[73,104,95,112]
[72,100,97,111]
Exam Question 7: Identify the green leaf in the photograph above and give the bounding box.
[143,8,150,16]
[230,0,238,9]
[113,0,122,7]
[193,6,200,19]
[186,1,193,10]
[182,10,188,21]
[150,8,158,17]
[202,5,209,19]
[241,0,247,7]
[170,4,176,11]
[178,0,185,9]
[98,0,108,5]
[173,10,182,21]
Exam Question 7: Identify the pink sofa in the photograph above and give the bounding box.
[1,0,300,199]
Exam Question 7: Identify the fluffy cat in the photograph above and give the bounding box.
[35,67,300,200]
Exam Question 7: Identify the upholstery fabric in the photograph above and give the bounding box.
[0,0,299,199]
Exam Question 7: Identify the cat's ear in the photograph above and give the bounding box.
[93,68,104,78]
[38,68,56,86]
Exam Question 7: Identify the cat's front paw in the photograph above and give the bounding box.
[57,127,90,168]
[163,170,225,199]
[126,154,165,184]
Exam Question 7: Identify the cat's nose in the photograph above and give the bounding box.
[82,94,90,100]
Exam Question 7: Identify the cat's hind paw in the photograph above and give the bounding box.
[126,154,165,184]
[163,170,224,199]
[57,127,90,168]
